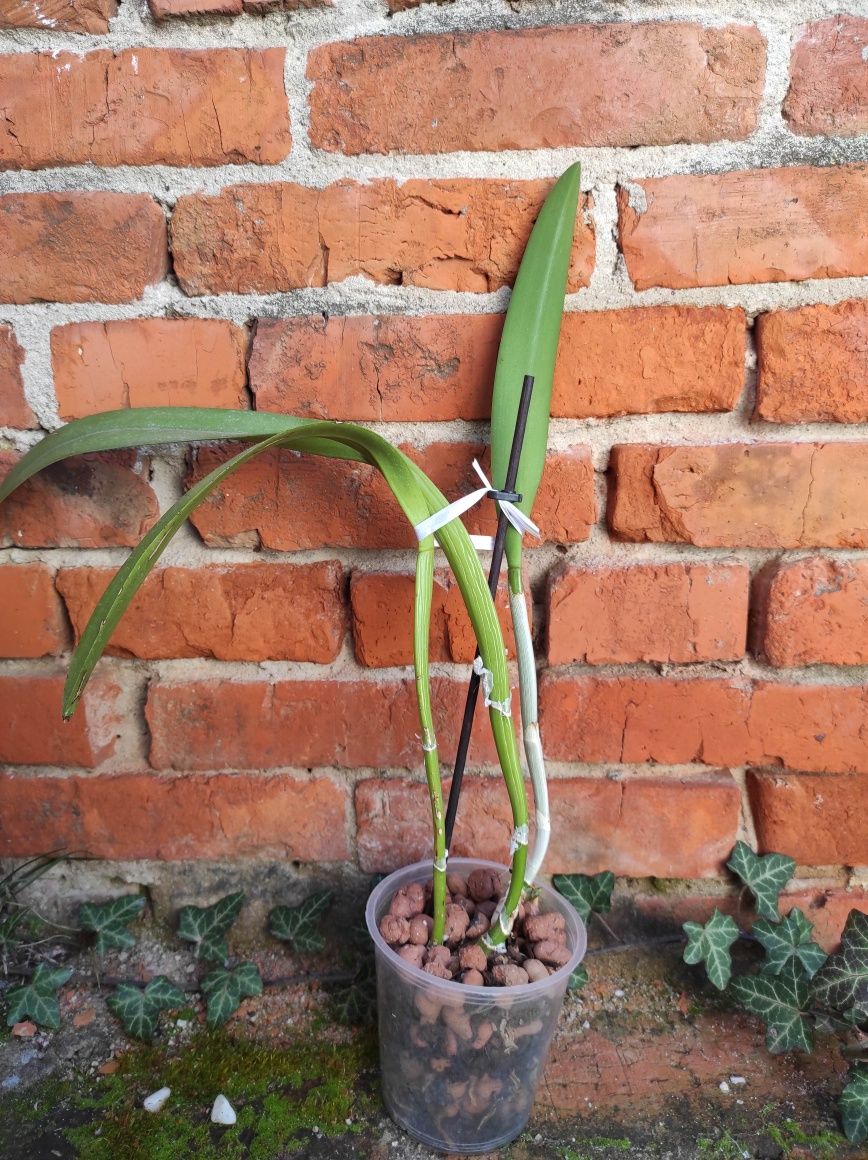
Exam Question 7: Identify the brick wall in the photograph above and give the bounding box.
[0,0,866,932]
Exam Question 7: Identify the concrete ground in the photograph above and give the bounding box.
[0,924,861,1160]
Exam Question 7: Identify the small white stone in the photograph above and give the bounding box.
[719,1081,731,1093]
[614,989,625,998]
[211,1094,236,1126]
[730,1075,747,1085]
[143,1087,171,1113]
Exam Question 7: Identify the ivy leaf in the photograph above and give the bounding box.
[331,962,377,1027]
[811,909,868,1016]
[840,1068,868,1145]
[106,975,185,1042]
[269,890,333,953]
[5,963,73,1030]
[201,961,263,1028]
[568,964,589,992]
[80,895,146,953]
[727,842,795,922]
[683,909,740,991]
[552,872,615,922]
[753,908,827,979]
[177,891,244,963]
[730,957,813,1054]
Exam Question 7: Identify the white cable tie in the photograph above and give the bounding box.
[413,460,541,544]
[509,824,530,855]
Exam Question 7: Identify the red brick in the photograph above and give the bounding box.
[0,0,116,32]
[310,23,764,155]
[171,179,594,295]
[0,565,67,658]
[0,50,289,169]
[784,16,868,137]
[748,772,868,866]
[540,674,868,774]
[0,193,167,304]
[755,299,868,423]
[350,569,517,667]
[0,771,348,861]
[0,449,159,549]
[547,563,748,665]
[754,557,868,667]
[618,166,868,289]
[187,442,595,550]
[0,674,122,767]
[146,677,512,772]
[0,325,33,429]
[251,307,745,423]
[52,319,249,420]
[609,443,868,548]
[57,563,345,663]
[355,772,739,878]
[149,0,330,15]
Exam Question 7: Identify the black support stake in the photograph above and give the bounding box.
[443,373,536,850]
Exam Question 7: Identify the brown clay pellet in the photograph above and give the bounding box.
[379,914,411,945]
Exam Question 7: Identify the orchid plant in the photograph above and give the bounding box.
[0,165,581,953]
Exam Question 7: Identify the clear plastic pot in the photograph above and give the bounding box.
[366,857,587,1154]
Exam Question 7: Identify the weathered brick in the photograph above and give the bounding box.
[251,307,745,422]
[187,442,595,550]
[57,563,345,663]
[755,299,868,423]
[0,449,159,549]
[0,0,116,33]
[350,570,517,667]
[609,443,868,548]
[0,771,348,861]
[0,565,67,658]
[754,557,868,667]
[0,193,167,304]
[171,179,594,295]
[0,325,33,429]
[547,563,749,665]
[0,50,290,169]
[618,166,868,289]
[309,23,764,154]
[540,674,868,774]
[52,319,250,420]
[784,16,868,137]
[355,772,740,878]
[150,0,330,16]
[147,677,511,772]
[0,674,122,767]
[748,772,868,866]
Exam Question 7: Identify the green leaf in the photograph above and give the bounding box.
[811,909,868,1015]
[269,890,333,953]
[568,964,589,992]
[683,909,740,991]
[107,975,185,1042]
[177,891,245,963]
[331,962,377,1027]
[552,872,614,922]
[79,894,146,953]
[490,163,581,571]
[730,957,813,1053]
[840,1068,868,1144]
[727,841,795,921]
[201,961,263,1028]
[753,908,827,979]
[5,963,73,1030]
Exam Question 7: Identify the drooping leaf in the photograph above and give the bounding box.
[683,909,740,991]
[840,1068,868,1144]
[5,963,73,1030]
[269,890,333,953]
[811,909,868,1015]
[79,894,146,953]
[553,872,614,922]
[177,891,245,963]
[753,908,827,979]
[107,975,186,1042]
[730,957,813,1054]
[727,841,795,922]
[201,961,263,1028]
[568,964,589,992]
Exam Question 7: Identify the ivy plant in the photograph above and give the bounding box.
[80,895,146,953]
[5,963,73,1030]
[269,889,333,953]
[107,976,186,1042]
[201,962,263,1027]
[554,870,616,993]
[683,909,740,991]
[177,891,245,963]
[726,841,795,922]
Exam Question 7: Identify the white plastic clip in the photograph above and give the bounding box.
[413,460,540,547]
